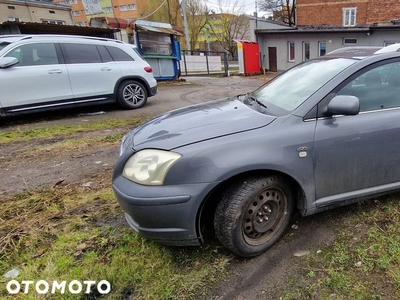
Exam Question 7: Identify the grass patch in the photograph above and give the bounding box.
[0,115,150,144]
[0,185,230,299]
[281,196,400,300]
[19,133,124,158]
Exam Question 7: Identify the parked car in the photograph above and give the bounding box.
[0,35,157,117]
[113,44,400,257]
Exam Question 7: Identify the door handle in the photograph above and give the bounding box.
[101,67,112,71]
[48,69,62,74]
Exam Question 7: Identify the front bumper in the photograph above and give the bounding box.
[112,176,219,246]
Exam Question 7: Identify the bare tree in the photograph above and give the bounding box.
[208,0,250,59]
[145,0,182,26]
[259,0,296,26]
[185,0,210,50]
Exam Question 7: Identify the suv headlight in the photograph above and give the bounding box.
[122,149,182,185]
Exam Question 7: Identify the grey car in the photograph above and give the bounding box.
[113,44,400,257]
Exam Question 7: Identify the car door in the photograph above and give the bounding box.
[0,42,72,111]
[313,59,400,206]
[60,43,122,103]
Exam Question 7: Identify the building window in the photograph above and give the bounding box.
[343,38,357,45]
[8,6,15,9]
[49,10,56,14]
[104,7,113,13]
[42,20,65,25]
[343,7,356,26]
[128,4,136,10]
[318,42,326,56]
[119,5,128,11]
[288,42,295,62]
[384,41,400,46]
[303,42,310,61]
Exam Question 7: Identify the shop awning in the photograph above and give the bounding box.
[135,23,183,36]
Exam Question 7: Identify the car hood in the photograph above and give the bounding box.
[130,97,276,150]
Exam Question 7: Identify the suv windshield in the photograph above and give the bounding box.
[251,58,357,115]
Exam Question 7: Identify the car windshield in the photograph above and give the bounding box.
[251,58,357,115]
[0,42,10,51]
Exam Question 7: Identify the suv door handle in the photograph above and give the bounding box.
[48,69,63,74]
[101,67,112,71]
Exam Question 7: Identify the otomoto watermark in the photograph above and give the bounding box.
[6,279,111,295]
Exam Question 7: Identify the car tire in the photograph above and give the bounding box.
[117,80,148,109]
[214,175,294,257]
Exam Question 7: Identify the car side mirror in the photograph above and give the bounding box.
[0,57,19,68]
[326,95,360,116]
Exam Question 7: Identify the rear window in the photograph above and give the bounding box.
[106,46,134,61]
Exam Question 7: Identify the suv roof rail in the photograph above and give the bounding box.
[374,43,400,54]
[3,34,122,43]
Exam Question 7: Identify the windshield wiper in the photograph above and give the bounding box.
[238,93,268,110]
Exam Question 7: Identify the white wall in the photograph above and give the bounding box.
[257,30,400,71]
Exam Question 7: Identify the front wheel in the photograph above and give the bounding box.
[214,175,294,257]
[117,80,148,109]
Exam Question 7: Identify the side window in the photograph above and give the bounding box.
[97,45,113,62]
[5,47,21,61]
[106,46,134,61]
[5,43,58,66]
[62,43,102,64]
[337,61,400,112]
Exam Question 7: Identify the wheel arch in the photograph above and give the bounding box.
[114,76,151,97]
[196,169,306,244]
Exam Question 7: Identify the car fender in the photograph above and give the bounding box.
[166,118,317,212]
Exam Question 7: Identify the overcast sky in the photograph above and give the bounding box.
[201,0,262,16]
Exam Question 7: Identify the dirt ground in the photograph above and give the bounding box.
[0,75,268,195]
[0,74,340,299]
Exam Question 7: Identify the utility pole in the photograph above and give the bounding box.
[182,0,191,50]
[167,0,171,24]
[255,1,258,29]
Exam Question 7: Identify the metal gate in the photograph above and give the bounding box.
[180,50,229,76]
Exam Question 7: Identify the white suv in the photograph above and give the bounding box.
[0,35,157,117]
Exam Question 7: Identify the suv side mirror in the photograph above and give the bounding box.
[0,57,19,69]
[326,95,360,116]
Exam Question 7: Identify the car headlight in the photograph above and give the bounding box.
[122,149,182,185]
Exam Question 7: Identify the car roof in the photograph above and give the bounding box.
[325,46,383,58]
[325,44,400,59]
[0,35,29,43]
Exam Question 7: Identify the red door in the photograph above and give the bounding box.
[243,42,260,75]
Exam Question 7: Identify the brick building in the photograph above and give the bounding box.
[52,0,148,26]
[297,0,400,27]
